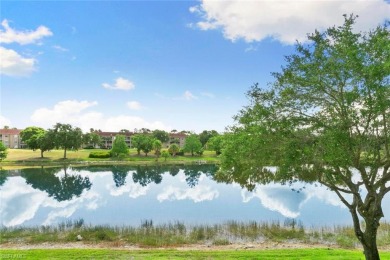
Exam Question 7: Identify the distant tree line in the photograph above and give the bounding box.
[18,123,228,160]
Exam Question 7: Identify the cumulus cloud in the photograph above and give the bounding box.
[0,19,53,45]
[190,0,390,44]
[102,77,135,91]
[0,46,36,76]
[31,100,98,127]
[127,101,142,110]
[30,100,171,132]
[0,19,52,77]
[157,185,219,203]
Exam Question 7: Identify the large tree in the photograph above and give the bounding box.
[111,135,129,157]
[207,135,225,155]
[131,134,144,155]
[141,135,155,157]
[20,127,55,158]
[219,16,389,260]
[152,129,169,144]
[83,132,102,148]
[183,134,202,156]
[51,123,83,159]
[199,130,219,147]
[168,143,180,157]
[20,127,45,151]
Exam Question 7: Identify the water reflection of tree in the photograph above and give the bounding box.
[169,165,180,177]
[21,167,92,202]
[0,169,8,186]
[182,164,218,187]
[111,166,129,187]
[132,166,164,186]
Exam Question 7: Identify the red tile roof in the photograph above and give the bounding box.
[0,129,22,135]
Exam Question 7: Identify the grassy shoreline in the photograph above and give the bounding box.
[2,220,389,250]
[0,148,220,169]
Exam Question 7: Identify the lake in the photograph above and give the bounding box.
[1,165,389,227]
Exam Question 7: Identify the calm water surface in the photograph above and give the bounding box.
[1,165,389,227]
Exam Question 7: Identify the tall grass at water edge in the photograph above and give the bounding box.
[1,219,389,249]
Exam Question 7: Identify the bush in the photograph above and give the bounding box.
[195,148,204,156]
[89,151,111,158]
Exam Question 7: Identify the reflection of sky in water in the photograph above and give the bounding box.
[1,167,389,227]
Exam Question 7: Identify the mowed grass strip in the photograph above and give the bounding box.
[2,248,388,260]
[3,149,219,163]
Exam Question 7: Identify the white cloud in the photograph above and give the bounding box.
[242,186,309,218]
[190,0,390,44]
[52,45,68,52]
[30,100,171,132]
[102,77,135,91]
[127,101,142,110]
[0,19,53,45]
[31,100,98,127]
[183,90,197,100]
[0,46,36,76]
[157,185,219,203]
[0,178,47,226]
[0,115,12,127]
[107,179,150,198]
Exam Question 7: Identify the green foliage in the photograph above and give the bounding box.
[219,15,390,259]
[0,141,8,161]
[161,150,170,161]
[110,135,129,157]
[153,139,162,159]
[207,135,225,155]
[131,134,144,155]
[89,151,111,158]
[51,123,84,159]
[83,132,102,148]
[183,134,202,156]
[20,126,45,150]
[20,126,54,158]
[168,143,180,156]
[152,129,169,143]
[199,130,219,146]
[141,135,155,157]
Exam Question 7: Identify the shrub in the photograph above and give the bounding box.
[89,151,111,158]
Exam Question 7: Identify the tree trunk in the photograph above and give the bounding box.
[360,217,381,260]
[349,193,383,260]
[41,150,44,158]
[64,148,67,159]
[362,239,380,260]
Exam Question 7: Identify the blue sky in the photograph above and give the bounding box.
[1,0,389,133]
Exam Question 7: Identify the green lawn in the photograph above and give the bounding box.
[2,248,388,260]
[1,148,219,166]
